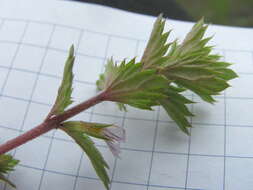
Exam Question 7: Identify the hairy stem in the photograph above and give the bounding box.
[0,90,108,154]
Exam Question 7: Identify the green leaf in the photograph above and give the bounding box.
[142,16,237,104]
[97,15,238,134]
[0,154,19,188]
[60,122,110,190]
[141,14,172,69]
[97,58,170,110]
[159,86,194,134]
[51,45,75,115]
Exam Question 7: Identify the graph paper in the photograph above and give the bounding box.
[0,0,252,190]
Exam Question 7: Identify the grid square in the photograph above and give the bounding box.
[13,45,46,72]
[225,157,253,190]
[53,130,73,142]
[111,182,147,190]
[41,49,67,76]
[22,102,54,137]
[72,82,97,105]
[226,99,253,126]
[23,102,51,131]
[15,136,51,169]
[107,37,137,61]
[150,153,187,187]
[226,74,253,98]
[7,166,42,190]
[23,22,53,46]
[50,26,81,50]
[91,114,123,126]
[32,75,61,104]
[0,68,8,88]
[79,146,115,178]
[79,31,108,57]
[226,127,253,157]
[186,155,224,190]
[190,125,224,155]
[126,106,158,120]
[0,43,18,67]
[93,101,125,117]
[40,171,75,190]
[226,51,253,73]
[74,55,103,82]
[192,96,225,125]
[0,20,26,42]
[75,177,105,190]
[114,149,152,184]
[0,97,28,130]
[4,70,36,99]
[46,139,82,175]
[122,118,156,151]
[155,122,189,154]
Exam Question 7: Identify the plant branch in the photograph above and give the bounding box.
[0,90,109,154]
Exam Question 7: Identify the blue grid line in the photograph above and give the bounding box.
[146,106,161,190]
[26,25,57,190]
[1,16,253,54]
[17,26,56,135]
[0,18,4,31]
[0,20,29,98]
[100,35,111,72]
[102,35,119,190]
[2,93,253,130]
[0,123,252,160]
[0,40,106,61]
[1,40,253,79]
[223,52,228,190]
[1,39,253,78]
[223,92,227,190]
[1,20,30,190]
[0,64,96,86]
[109,110,127,190]
[72,28,86,190]
[108,39,140,190]
[70,28,92,190]
[0,62,252,101]
[184,95,194,189]
[73,32,111,190]
[17,163,203,190]
[0,17,144,42]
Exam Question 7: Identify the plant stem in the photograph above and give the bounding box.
[0,90,108,154]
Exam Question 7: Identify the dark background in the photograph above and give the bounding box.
[73,0,253,27]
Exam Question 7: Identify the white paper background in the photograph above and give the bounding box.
[0,0,252,190]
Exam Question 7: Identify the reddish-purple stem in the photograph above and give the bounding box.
[0,90,108,154]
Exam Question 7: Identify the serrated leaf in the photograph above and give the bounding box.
[60,122,110,190]
[97,58,170,110]
[160,98,192,135]
[0,154,19,188]
[159,86,194,134]
[141,14,172,69]
[97,15,237,134]
[50,45,75,115]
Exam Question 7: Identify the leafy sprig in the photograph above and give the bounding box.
[0,15,237,190]
[97,15,237,134]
